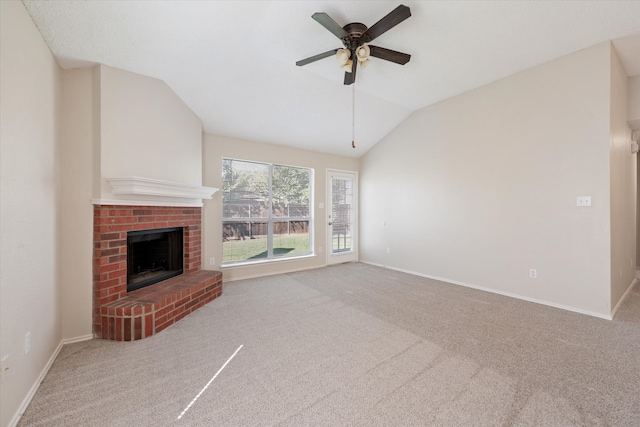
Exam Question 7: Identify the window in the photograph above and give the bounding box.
[222,159,312,265]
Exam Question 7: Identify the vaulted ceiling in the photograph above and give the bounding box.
[23,1,640,157]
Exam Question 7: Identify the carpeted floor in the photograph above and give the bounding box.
[17,263,640,426]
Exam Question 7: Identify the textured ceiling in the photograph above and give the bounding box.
[23,1,640,158]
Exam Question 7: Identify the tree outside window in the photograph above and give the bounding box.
[222,159,312,264]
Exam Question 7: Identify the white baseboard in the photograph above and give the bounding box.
[63,334,94,345]
[611,278,638,319]
[361,261,613,320]
[8,334,93,427]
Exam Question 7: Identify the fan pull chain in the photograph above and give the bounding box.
[351,83,356,148]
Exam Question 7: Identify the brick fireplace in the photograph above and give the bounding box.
[93,205,222,341]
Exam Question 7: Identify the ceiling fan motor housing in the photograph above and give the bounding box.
[341,22,369,50]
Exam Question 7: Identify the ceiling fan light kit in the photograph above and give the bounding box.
[336,48,351,63]
[336,48,353,72]
[356,45,370,69]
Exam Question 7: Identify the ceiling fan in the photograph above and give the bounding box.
[296,4,412,85]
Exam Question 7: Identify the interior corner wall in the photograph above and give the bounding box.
[92,66,102,200]
[360,42,612,318]
[609,45,637,311]
[202,134,359,281]
[60,68,96,340]
[98,64,203,203]
[628,75,640,130]
[0,1,63,426]
[631,75,640,268]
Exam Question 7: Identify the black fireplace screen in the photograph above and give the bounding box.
[127,227,183,292]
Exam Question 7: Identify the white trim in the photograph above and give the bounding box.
[223,253,316,268]
[361,261,613,320]
[91,198,204,207]
[96,176,218,207]
[8,342,63,427]
[7,335,93,427]
[107,176,217,199]
[222,263,325,282]
[62,334,94,345]
[326,169,358,265]
[611,278,638,319]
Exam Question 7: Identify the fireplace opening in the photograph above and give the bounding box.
[127,227,184,292]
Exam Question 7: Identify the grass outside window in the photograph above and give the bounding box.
[223,234,310,263]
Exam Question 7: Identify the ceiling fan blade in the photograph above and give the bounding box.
[344,55,358,85]
[296,49,339,66]
[312,12,349,40]
[368,45,411,65]
[362,5,411,42]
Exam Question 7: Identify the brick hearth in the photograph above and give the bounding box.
[100,270,221,340]
[93,205,222,340]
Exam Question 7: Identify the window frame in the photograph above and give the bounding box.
[222,158,314,266]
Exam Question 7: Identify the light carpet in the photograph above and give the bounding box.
[17,263,640,426]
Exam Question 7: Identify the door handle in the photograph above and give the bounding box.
[328,222,333,225]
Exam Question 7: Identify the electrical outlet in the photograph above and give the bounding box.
[529,269,537,279]
[209,257,215,266]
[386,247,391,254]
[576,196,591,207]
[25,332,31,354]
[318,246,323,253]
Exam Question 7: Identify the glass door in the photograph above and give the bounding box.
[327,170,357,264]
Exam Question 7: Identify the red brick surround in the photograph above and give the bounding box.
[93,205,222,340]
[100,270,222,340]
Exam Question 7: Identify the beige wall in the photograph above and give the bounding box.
[203,134,359,281]
[98,65,203,203]
[628,75,640,130]
[630,76,640,267]
[59,68,97,340]
[360,42,614,317]
[0,1,63,426]
[609,46,637,312]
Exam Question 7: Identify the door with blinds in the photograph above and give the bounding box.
[327,170,357,264]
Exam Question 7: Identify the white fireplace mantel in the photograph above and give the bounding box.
[92,176,218,207]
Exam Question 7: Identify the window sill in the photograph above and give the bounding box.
[222,253,317,269]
